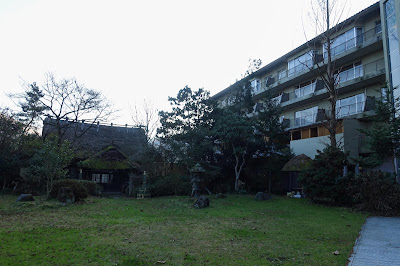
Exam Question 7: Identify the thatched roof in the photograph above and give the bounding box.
[281,154,312,172]
[78,146,140,170]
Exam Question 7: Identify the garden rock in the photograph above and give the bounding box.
[193,195,209,208]
[254,192,271,201]
[16,194,35,202]
[57,187,75,205]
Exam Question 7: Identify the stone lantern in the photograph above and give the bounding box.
[190,163,205,198]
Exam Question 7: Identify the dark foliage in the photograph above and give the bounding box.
[149,175,191,197]
[361,86,400,167]
[346,171,400,216]
[50,179,89,201]
[79,180,103,196]
[157,86,216,169]
[299,146,349,204]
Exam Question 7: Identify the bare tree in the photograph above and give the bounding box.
[306,0,347,147]
[130,99,159,144]
[13,72,114,142]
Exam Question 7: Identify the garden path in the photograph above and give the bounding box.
[348,217,400,265]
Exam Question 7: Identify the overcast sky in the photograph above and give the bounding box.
[0,0,378,125]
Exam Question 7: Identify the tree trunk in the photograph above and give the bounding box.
[234,149,246,192]
[47,177,53,198]
[326,0,337,148]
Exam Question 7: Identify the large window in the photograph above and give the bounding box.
[278,69,287,80]
[385,0,400,101]
[335,62,363,83]
[336,93,365,118]
[288,51,316,76]
[295,80,316,98]
[295,106,318,126]
[324,27,363,58]
[251,79,261,93]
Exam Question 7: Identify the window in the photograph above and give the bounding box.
[92,174,100,183]
[295,106,318,126]
[336,93,365,118]
[251,79,261,93]
[101,174,110,183]
[92,173,111,183]
[323,27,363,58]
[278,69,287,80]
[335,62,363,83]
[288,51,316,76]
[295,80,316,98]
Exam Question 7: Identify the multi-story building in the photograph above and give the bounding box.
[213,1,399,172]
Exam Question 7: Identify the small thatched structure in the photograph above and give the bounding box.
[281,154,312,172]
[281,154,312,192]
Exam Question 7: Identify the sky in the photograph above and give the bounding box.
[0,0,378,125]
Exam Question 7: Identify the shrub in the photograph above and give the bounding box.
[347,171,400,216]
[149,175,191,197]
[79,180,103,196]
[298,146,349,205]
[50,179,88,201]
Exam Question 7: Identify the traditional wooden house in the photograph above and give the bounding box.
[78,146,142,192]
[42,118,147,192]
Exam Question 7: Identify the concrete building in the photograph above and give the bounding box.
[214,2,399,171]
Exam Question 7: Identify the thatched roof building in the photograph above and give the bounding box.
[281,154,312,172]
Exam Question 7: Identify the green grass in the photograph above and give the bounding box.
[0,195,367,265]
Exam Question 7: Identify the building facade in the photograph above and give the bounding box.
[214,2,399,171]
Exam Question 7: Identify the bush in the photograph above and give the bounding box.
[347,171,400,216]
[299,146,349,205]
[79,180,103,196]
[50,179,88,201]
[149,175,191,197]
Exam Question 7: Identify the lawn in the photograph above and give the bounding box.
[0,194,367,265]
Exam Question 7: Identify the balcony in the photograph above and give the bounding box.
[336,64,363,84]
[323,27,382,59]
[252,27,383,101]
[278,58,385,110]
[284,97,376,130]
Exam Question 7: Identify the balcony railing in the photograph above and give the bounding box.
[283,97,377,129]
[336,100,366,118]
[294,113,317,127]
[288,58,314,77]
[336,65,363,83]
[273,58,384,106]
[251,27,382,95]
[323,27,382,58]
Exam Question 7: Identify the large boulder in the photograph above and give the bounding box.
[16,194,35,202]
[57,187,75,205]
[193,195,209,208]
[254,192,271,201]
